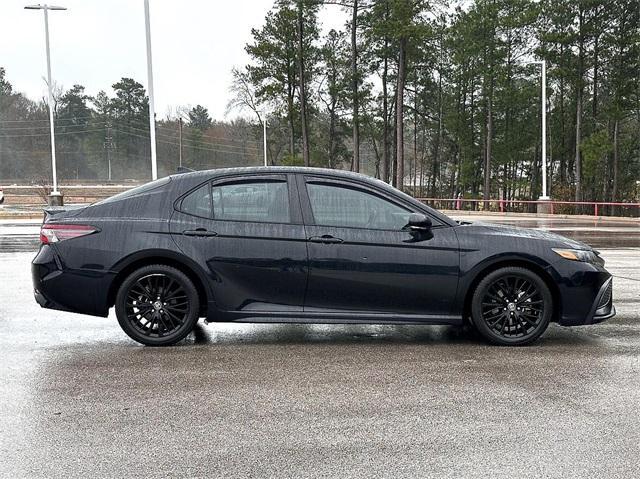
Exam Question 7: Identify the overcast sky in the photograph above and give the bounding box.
[1,0,347,121]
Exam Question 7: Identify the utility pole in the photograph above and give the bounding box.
[143,0,157,180]
[178,117,183,167]
[104,123,114,181]
[25,3,67,206]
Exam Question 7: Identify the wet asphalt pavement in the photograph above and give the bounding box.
[1,217,639,478]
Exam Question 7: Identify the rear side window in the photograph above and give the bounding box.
[212,181,290,223]
[94,177,171,205]
[180,183,211,218]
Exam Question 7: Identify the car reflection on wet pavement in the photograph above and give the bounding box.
[1,218,639,477]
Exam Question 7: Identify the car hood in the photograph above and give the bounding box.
[457,222,593,250]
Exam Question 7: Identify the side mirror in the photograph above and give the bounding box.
[407,213,432,231]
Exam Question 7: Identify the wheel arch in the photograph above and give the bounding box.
[462,256,561,323]
[107,249,211,317]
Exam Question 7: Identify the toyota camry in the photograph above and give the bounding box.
[32,167,615,346]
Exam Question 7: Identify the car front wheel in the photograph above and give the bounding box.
[115,264,199,346]
[471,266,553,346]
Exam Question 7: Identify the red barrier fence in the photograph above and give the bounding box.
[416,197,640,218]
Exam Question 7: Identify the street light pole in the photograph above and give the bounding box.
[25,4,66,205]
[539,60,548,200]
[143,0,157,180]
[529,60,549,200]
[263,116,268,167]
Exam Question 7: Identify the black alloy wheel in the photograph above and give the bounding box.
[115,264,199,346]
[471,266,552,345]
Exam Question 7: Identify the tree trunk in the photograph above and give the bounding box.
[395,37,407,189]
[296,2,310,166]
[420,123,426,197]
[451,75,463,198]
[413,87,418,193]
[328,102,336,168]
[391,101,397,188]
[483,80,493,206]
[504,36,512,201]
[574,90,582,203]
[559,45,566,184]
[612,118,619,214]
[287,81,295,158]
[593,34,599,126]
[470,79,477,197]
[382,52,390,183]
[574,11,584,203]
[351,0,360,172]
[431,53,443,198]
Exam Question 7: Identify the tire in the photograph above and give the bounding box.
[115,264,199,346]
[470,266,552,346]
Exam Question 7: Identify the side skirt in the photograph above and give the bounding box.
[208,308,463,326]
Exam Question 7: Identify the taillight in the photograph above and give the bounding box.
[40,224,98,244]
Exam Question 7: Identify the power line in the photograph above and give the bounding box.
[155,132,260,151]
[1,117,264,147]
[0,128,106,138]
[120,122,262,148]
[115,125,260,152]
[0,115,99,124]
[111,129,259,156]
[0,126,260,154]
[0,122,107,131]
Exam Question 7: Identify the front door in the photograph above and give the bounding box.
[298,176,459,318]
[170,174,308,315]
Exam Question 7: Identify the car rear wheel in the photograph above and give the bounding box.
[115,265,199,346]
[471,266,552,346]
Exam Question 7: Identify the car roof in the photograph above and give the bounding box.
[172,166,379,184]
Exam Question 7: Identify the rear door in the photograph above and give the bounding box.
[298,175,459,318]
[170,173,308,314]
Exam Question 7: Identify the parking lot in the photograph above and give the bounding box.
[1,217,639,478]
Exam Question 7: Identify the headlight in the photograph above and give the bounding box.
[552,248,601,264]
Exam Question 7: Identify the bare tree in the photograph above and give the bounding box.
[226,67,264,125]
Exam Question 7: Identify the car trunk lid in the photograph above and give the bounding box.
[43,205,87,223]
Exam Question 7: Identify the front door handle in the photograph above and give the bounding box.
[309,235,344,244]
[183,228,218,237]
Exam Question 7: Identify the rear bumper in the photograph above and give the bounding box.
[34,281,77,313]
[32,245,112,317]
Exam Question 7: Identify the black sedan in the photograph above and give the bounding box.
[32,167,615,346]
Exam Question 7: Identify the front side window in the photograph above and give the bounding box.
[212,180,290,223]
[307,182,411,230]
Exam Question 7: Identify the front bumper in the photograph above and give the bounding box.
[553,255,616,326]
[587,277,615,324]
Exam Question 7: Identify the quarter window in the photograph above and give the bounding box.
[180,183,211,218]
[306,183,411,230]
[212,181,290,223]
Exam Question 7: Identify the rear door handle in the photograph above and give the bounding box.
[309,235,344,244]
[183,228,218,237]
